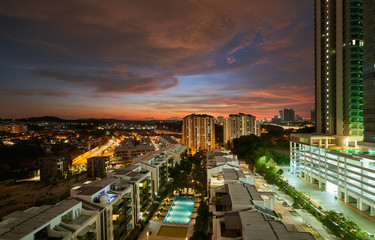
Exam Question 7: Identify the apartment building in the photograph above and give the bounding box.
[87,157,110,178]
[107,165,152,224]
[0,199,98,240]
[70,177,134,240]
[133,153,168,196]
[290,0,375,217]
[39,156,68,183]
[215,210,315,240]
[182,114,215,154]
[223,113,260,145]
[114,138,155,159]
[0,143,187,240]
[206,151,314,239]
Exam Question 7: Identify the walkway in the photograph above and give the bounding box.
[282,168,375,235]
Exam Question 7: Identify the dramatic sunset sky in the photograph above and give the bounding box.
[0,0,314,120]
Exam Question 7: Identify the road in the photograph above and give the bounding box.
[72,139,115,166]
[282,169,375,236]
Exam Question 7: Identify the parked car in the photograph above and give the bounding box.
[283,202,290,207]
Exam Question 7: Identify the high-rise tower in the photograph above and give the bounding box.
[361,0,375,152]
[223,113,259,145]
[315,0,364,136]
[182,114,215,154]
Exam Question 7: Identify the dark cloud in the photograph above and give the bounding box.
[0,89,71,97]
[0,0,314,119]
[31,68,178,94]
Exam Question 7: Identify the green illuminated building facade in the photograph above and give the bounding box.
[360,0,375,153]
[315,0,364,136]
[363,0,375,144]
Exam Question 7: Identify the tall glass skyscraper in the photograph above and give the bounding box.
[360,0,375,153]
[315,0,364,136]
[289,0,375,219]
[363,0,375,145]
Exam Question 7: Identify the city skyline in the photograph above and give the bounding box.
[0,0,314,120]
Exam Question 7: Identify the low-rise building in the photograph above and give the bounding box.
[39,156,68,183]
[87,157,110,178]
[0,199,98,240]
[70,177,134,240]
[107,165,152,223]
[207,149,314,240]
[0,123,28,134]
[133,153,168,196]
[215,210,315,239]
[114,138,155,160]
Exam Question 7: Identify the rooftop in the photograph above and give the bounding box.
[223,169,245,180]
[0,199,81,239]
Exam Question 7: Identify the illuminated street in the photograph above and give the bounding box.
[72,139,115,166]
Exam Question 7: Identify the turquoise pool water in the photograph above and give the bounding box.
[163,196,195,224]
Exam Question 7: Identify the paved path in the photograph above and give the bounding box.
[282,169,375,235]
[258,176,334,239]
[296,209,339,240]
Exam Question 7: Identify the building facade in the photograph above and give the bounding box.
[283,109,295,122]
[362,0,375,148]
[290,134,375,216]
[223,113,259,145]
[315,0,364,136]
[207,149,315,240]
[182,114,215,154]
[290,0,375,218]
[87,156,110,178]
[39,156,67,183]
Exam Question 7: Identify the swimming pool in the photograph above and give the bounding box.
[163,196,195,224]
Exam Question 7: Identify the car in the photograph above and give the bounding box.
[289,208,296,213]
[283,202,290,207]
[277,197,283,201]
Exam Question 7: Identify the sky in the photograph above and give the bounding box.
[0,0,314,120]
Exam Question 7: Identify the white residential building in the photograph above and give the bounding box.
[0,199,98,240]
[290,133,375,216]
[70,177,134,240]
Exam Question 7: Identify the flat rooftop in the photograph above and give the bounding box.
[227,183,253,206]
[226,183,273,205]
[223,169,245,180]
[75,178,119,196]
[237,211,315,240]
[0,199,81,239]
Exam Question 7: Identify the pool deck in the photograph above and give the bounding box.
[138,196,200,240]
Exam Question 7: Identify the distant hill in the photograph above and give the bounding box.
[3,116,182,125]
